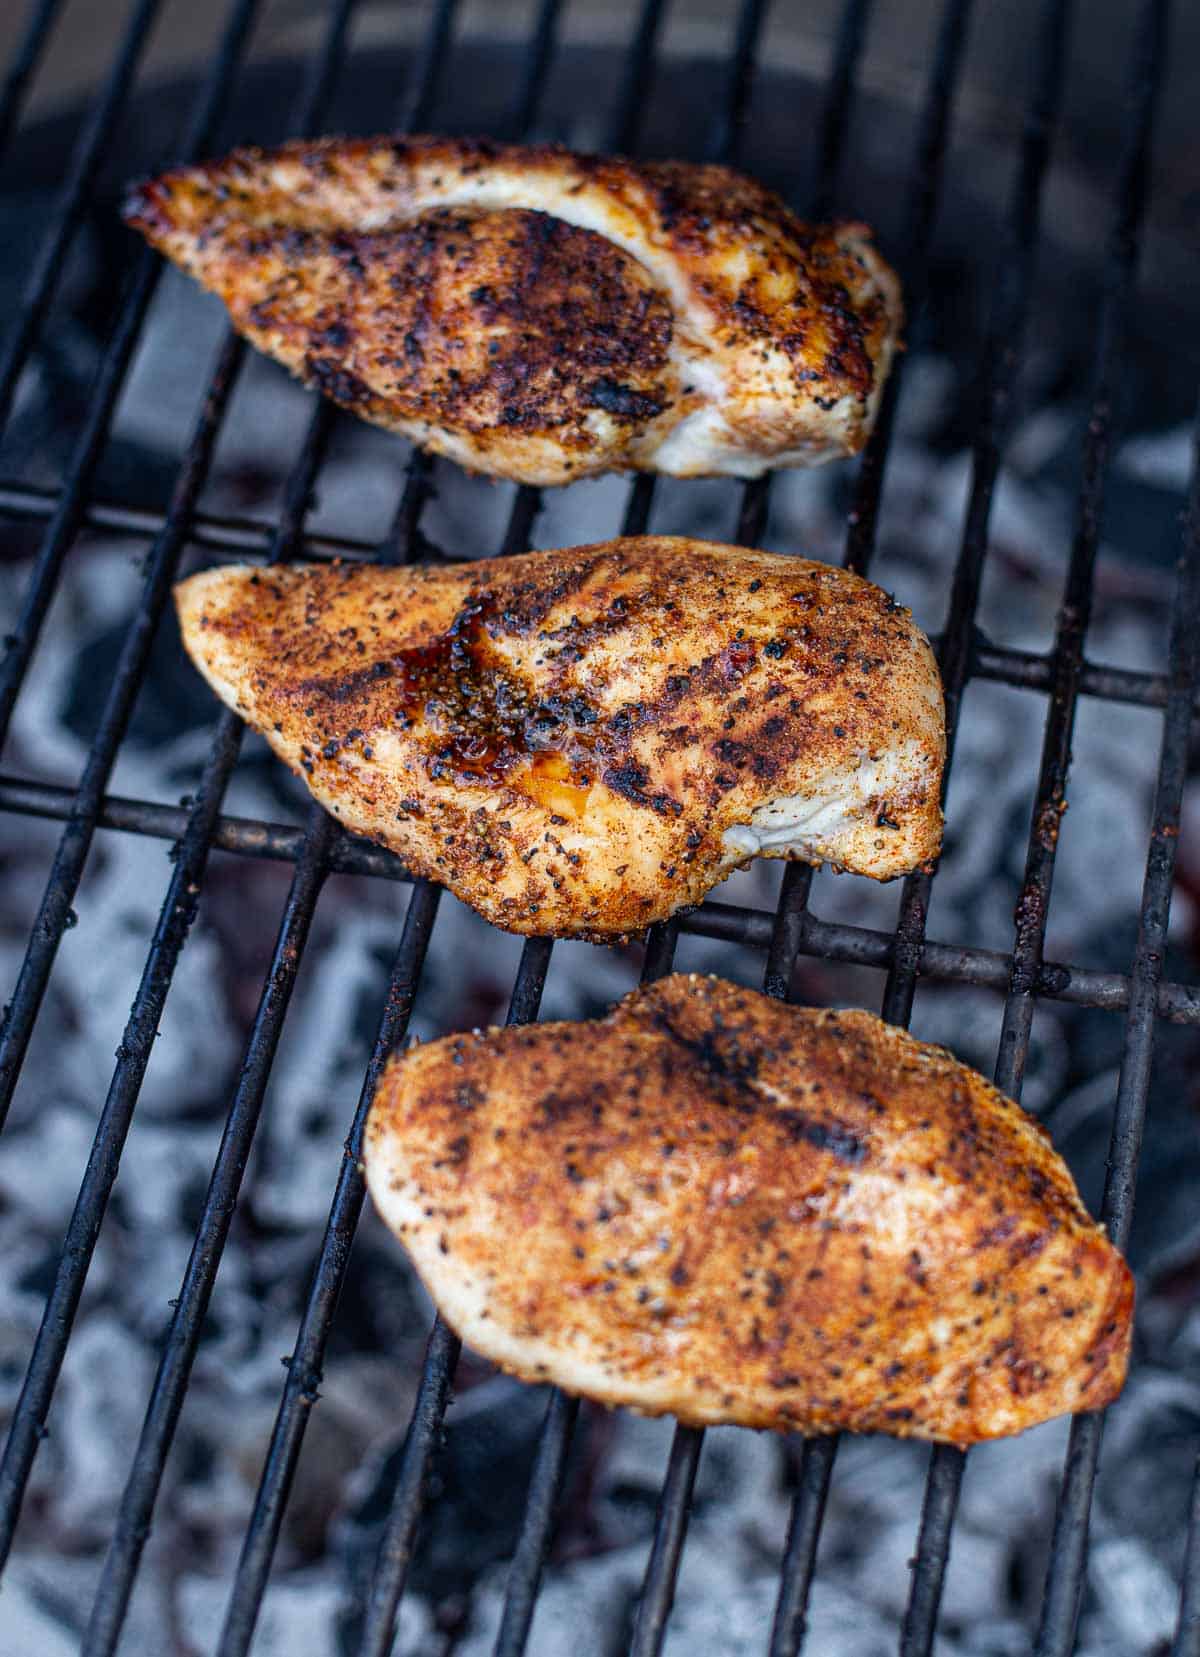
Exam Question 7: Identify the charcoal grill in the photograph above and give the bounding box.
[0,0,1197,1652]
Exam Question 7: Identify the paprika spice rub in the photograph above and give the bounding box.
[364,974,1132,1445]
[124,135,901,484]
[174,536,945,939]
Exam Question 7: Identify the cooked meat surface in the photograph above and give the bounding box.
[124,135,902,484]
[175,537,944,938]
[365,975,1133,1444]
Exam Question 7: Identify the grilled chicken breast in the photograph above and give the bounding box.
[365,975,1133,1444]
[124,136,902,484]
[175,537,944,939]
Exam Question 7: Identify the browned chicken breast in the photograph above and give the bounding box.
[365,975,1133,1444]
[124,136,902,484]
[175,537,944,939]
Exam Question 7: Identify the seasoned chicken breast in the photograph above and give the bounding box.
[365,975,1133,1444]
[175,537,944,939]
[124,136,902,484]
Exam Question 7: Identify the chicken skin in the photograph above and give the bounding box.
[124,136,903,484]
[175,537,944,939]
[365,975,1133,1445]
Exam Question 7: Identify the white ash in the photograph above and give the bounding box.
[0,329,1195,1657]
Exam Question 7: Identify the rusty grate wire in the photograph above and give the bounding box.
[0,0,1196,1653]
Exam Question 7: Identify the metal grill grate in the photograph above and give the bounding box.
[0,1,1196,1654]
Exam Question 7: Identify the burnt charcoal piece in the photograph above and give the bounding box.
[333,1377,554,1634]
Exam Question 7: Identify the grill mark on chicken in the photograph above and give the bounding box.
[646,1004,866,1160]
[243,207,674,443]
[175,537,945,938]
[364,975,1133,1444]
[123,135,903,485]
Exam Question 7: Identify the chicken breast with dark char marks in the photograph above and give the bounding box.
[174,537,944,939]
[124,135,902,484]
[364,975,1133,1444]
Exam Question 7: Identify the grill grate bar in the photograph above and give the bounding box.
[0,0,66,162]
[993,0,1166,1108]
[0,0,268,751]
[500,483,545,561]
[842,0,974,581]
[706,0,770,164]
[0,323,249,1131]
[627,2,891,1640]
[357,1315,462,1655]
[0,715,245,1571]
[769,1435,838,1657]
[218,878,444,1655]
[883,0,1050,1028]
[760,886,831,1645]
[379,448,436,565]
[480,484,724,1657]
[78,12,374,1640]
[766,0,985,1641]
[370,0,486,656]
[483,1093,609,1639]
[970,643,1190,711]
[492,1387,583,1657]
[609,0,670,157]
[899,1448,967,1657]
[502,933,558,1026]
[899,1,1171,1649]
[762,859,816,999]
[357,936,555,1657]
[397,0,458,135]
[887,0,1078,1637]
[1035,367,1197,1657]
[1,471,1190,701]
[82,5,478,1646]
[628,1426,705,1656]
[884,0,1074,1031]
[618,921,697,1655]
[356,16,689,1639]
[507,0,566,142]
[84,809,338,1656]
[622,473,658,539]
[77,398,342,1654]
[0,0,271,1149]
[0,775,412,877]
[1174,1448,1200,1657]
[740,10,879,1630]
[3,478,1184,712]
[6,771,1200,1023]
[331,10,605,1645]
[683,905,1200,1021]
[0,0,358,1625]
[0,0,165,445]
[807,0,871,219]
[480,889,666,1657]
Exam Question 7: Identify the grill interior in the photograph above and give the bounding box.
[0,0,1198,1653]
